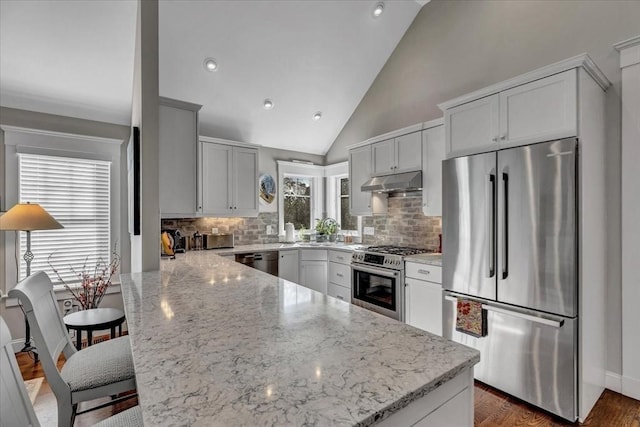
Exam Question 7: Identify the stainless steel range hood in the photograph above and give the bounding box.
[361,170,422,193]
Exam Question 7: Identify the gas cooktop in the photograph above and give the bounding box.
[363,245,433,256]
[352,245,435,269]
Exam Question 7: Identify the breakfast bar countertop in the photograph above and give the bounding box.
[119,251,478,426]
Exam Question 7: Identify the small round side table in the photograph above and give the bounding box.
[63,308,126,351]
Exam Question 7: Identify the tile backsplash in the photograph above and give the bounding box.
[162,197,441,249]
[162,213,279,246]
[362,197,441,249]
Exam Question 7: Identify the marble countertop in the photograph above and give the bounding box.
[205,242,365,255]
[404,253,442,266]
[120,251,478,426]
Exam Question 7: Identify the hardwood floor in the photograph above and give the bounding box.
[475,381,640,426]
[17,346,640,426]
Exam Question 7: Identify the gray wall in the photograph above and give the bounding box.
[325,0,640,376]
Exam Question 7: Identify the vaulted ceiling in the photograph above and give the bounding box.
[1,0,424,155]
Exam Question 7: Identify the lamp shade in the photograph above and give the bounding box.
[0,202,64,231]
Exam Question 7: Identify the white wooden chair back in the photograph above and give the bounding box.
[8,271,77,396]
[0,316,41,427]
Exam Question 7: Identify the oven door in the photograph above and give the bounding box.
[352,263,403,321]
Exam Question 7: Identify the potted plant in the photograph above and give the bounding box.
[315,218,340,242]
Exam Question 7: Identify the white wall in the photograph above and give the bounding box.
[325,0,640,378]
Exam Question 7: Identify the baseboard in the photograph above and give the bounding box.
[605,371,622,393]
[622,375,640,401]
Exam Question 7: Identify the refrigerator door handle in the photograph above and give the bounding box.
[481,304,565,328]
[486,173,496,278]
[501,172,509,280]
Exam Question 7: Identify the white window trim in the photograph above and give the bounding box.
[2,126,123,296]
[325,162,361,234]
[277,161,324,234]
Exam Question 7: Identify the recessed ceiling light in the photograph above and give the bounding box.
[263,99,274,110]
[203,58,218,72]
[313,112,322,121]
[373,2,384,18]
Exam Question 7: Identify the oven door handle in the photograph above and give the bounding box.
[351,264,399,279]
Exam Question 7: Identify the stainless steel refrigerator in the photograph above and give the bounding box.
[442,138,578,421]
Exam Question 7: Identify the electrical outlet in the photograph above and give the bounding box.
[266,225,273,235]
[63,299,74,315]
[211,227,218,234]
[363,227,375,236]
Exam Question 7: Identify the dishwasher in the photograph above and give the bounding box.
[235,251,279,277]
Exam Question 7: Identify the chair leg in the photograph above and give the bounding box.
[57,400,76,427]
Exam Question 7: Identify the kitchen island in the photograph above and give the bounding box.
[119,251,479,426]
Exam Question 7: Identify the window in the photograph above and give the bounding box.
[277,161,324,234]
[283,176,312,229]
[339,177,358,231]
[18,153,111,283]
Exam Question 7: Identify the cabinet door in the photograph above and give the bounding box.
[232,147,259,216]
[327,283,351,303]
[445,94,499,157]
[328,261,350,287]
[159,104,198,217]
[279,250,299,283]
[405,277,442,336]
[201,142,232,214]
[299,261,327,294]
[500,69,577,147]
[422,125,445,216]
[372,139,395,175]
[395,131,422,173]
[349,145,373,216]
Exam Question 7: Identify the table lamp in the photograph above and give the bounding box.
[0,202,63,354]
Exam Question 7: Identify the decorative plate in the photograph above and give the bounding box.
[259,174,276,204]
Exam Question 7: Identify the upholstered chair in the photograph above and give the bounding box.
[8,272,137,427]
[1,316,142,427]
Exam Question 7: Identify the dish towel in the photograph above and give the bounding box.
[456,298,488,337]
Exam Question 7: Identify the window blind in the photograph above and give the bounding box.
[18,153,111,284]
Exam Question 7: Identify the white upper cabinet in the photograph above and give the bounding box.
[372,131,422,175]
[442,68,579,158]
[372,139,395,174]
[232,147,259,215]
[200,139,258,217]
[422,124,445,216]
[445,94,500,156]
[395,131,423,172]
[159,97,201,217]
[349,145,373,216]
[499,70,577,146]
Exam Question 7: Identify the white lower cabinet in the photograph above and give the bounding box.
[299,250,328,294]
[405,262,443,336]
[278,250,299,283]
[328,250,351,303]
[327,283,350,303]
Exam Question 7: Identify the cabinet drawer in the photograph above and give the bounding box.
[327,283,351,303]
[299,249,328,261]
[329,262,351,287]
[405,262,442,283]
[329,250,351,265]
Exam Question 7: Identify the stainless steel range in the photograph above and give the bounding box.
[351,246,431,321]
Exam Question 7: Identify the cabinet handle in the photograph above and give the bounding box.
[417,269,430,275]
[492,137,498,142]
[337,295,344,300]
[336,273,344,277]
[500,134,507,141]
[390,166,394,170]
[229,206,233,209]
[337,256,344,260]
